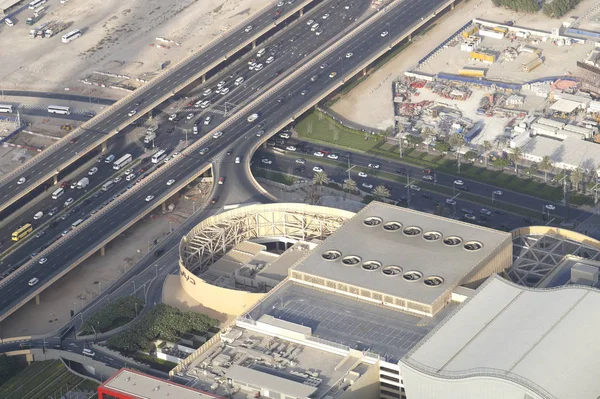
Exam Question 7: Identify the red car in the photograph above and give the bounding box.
[61,181,69,188]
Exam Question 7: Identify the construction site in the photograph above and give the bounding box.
[389,16,600,176]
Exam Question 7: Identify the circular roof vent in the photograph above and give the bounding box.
[423,231,442,241]
[342,255,361,266]
[382,265,403,276]
[464,241,483,251]
[424,276,444,287]
[443,236,462,246]
[363,217,382,227]
[403,270,423,282]
[322,250,341,261]
[362,260,382,271]
[383,221,402,232]
[403,226,422,237]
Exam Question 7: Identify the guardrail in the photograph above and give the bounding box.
[0,0,316,214]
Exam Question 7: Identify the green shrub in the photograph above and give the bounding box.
[80,296,144,335]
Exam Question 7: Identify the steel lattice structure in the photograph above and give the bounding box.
[179,204,354,275]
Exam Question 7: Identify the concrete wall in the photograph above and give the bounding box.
[338,363,381,399]
[28,348,119,382]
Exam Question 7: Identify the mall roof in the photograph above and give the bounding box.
[101,369,223,399]
[292,202,511,306]
[226,365,317,398]
[402,275,600,399]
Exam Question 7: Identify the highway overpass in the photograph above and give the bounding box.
[0,0,457,322]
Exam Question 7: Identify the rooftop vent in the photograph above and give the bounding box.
[403,226,422,237]
[464,241,483,251]
[322,250,342,261]
[403,270,423,282]
[443,236,462,246]
[362,260,382,271]
[363,217,382,227]
[423,231,442,241]
[382,265,403,276]
[424,276,444,287]
[342,255,361,266]
[383,221,402,231]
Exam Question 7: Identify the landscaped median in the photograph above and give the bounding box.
[294,110,590,205]
[79,296,144,336]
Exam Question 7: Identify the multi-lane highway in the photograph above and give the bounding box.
[0,0,316,214]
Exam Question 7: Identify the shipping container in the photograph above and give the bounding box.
[461,26,479,38]
[493,26,508,33]
[522,57,542,72]
[478,28,504,39]
[470,51,496,63]
[459,68,485,77]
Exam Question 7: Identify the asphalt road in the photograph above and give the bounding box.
[0,0,314,212]
[0,0,452,318]
[0,90,116,105]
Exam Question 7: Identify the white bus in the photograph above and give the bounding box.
[71,219,84,228]
[151,149,167,164]
[0,104,14,113]
[28,0,46,9]
[62,29,81,44]
[47,105,71,115]
[51,187,64,199]
[113,153,132,170]
[102,181,114,191]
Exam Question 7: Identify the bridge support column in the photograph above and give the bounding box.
[408,33,412,42]
[252,40,257,49]
[299,7,303,16]
[53,175,58,185]
[362,67,367,76]
[451,1,454,10]
[202,74,206,83]
[26,353,34,364]
[100,246,106,256]
[162,202,167,212]
[101,142,107,152]
[35,295,40,305]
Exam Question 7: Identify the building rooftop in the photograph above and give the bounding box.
[291,202,511,311]
[243,280,458,363]
[516,133,600,172]
[402,275,600,399]
[100,369,223,399]
[225,365,317,398]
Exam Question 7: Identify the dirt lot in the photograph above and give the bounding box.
[332,0,600,130]
[0,0,271,96]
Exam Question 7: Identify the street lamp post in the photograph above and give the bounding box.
[492,192,496,204]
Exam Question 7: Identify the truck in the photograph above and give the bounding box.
[522,57,542,72]
[144,131,156,144]
[26,14,43,25]
[77,177,89,189]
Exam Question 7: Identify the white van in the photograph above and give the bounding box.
[104,154,115,164]
[52,187,65,199]
[235,77,244,86]
[71,219,84,228]
[82,348,95,357]
[34,211,44,220]
[4,18,14,27]
[235,157,241,164]
[28,277,39,286]
[256,48,266,57]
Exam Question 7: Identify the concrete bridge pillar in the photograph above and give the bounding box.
[408,33,412,42]
[100,246,106,256]
[26,353,33,364]
[252,40,257,49]
[451,1,454,10]
[53,175,58,185]
[162,202,167,212]
[202,74,206,83]
[101,142,107,152]
[35,295,40,305]
[362,67,367,76]
[299,7,303,17]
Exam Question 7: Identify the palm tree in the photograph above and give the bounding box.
[539,156,553,182]
[479,140,494,168]
[313,170,329,191]
[509,146,524,175]
[343,178,357,193]
[571,168,584,192]
[372,185,391,201]
[419,127,435,153]
[448,133,465,173]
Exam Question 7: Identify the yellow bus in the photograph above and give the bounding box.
[12,224,33,241]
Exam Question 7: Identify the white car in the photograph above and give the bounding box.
[186,113,195,120]
[313,151,324,157]
[545,204,556,211]
[217,81,226,88]
[322,13,330,19]
[202,88,212,96]
[168,114,177,121]
[235,77,245,85]
[167,179,176,186]
[410,185,421,192]
[345,52,353,58]
[88,167,98,176]
[306,19,314,25]
[204,116,212,125]
[295,158,306,164]
[248,62,256,70]
[286,146,297,151]
[423,175,434,181]
[213,131,223,139]
[279,132,290,139]
[362,183,373,189]
[445,198,456,206]
[17,177,26,185]
[480,208,492,216]
[464,214,476,221]
[39,257,48,265]
[128,109,137,117]
[254,63,264,71]
[261,158,272,165]
[247,113,259,122]
[265,56,275,64]
[64,198,74,207]
[493,190,503,196]
[277,1,284,5]
[313,166,323,173]
[344,4,350,8]
[200,100,211,109]
[327,153,339,160]
[124,169,133,176]
[358,171,368,178]
[126,173,136,181]
[172,152,179,158]
[113,176,122,183]
[368,163,380,169]
[454,180,464,186]
[244,25,253,32]
[199,148,210,155]
[381,31,389,37]
[145,195,155,202]
[220,87,230,95]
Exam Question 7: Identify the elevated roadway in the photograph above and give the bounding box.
[0,0,457,322]
[0,0,317,215]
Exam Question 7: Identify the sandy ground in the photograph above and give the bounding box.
[0,212,183,337]
[0,0,271,95]
[331,0,600,130]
